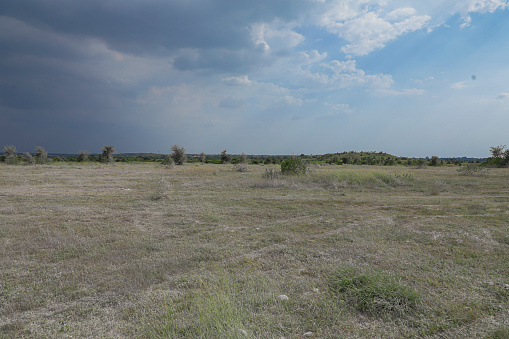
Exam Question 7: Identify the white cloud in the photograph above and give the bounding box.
[275,95,303,106]
[325,103,353,114]
[315,2,431,56]
[250,22,305,53]
[451,81,469,89]
[309,59,393,89]
[375,88,426,96]
[496,92,509,100]
[222,75,252,86]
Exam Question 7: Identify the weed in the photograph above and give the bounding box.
[457,165,491,176]
[328,266,421,318]
[262,167,281,179]
[486,325,509,339]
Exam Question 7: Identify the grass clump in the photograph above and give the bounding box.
[486,326,509,339]
[328,266,421,318]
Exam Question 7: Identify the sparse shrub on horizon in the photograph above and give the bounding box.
[23,152,35,165]
[171,145,187,165]
[35,146,48,164]
[239,152,247,164]
[485,145,509,167]
[281,156,307,176]
[77,150,89,162]
[221,149,232,164]
[3,145,17,164]
[100,145,116,163]
[200,152,206,163]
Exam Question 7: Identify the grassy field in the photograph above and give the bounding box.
[0,162,508,338]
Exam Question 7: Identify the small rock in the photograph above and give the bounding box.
[239,329,248,336]
[277,294,289,301]
[303,331,313,337]
[312,288,319,293]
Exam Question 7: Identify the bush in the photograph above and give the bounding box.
[457,165,490,176]
[281,157,307,175]
[329,266,421,318]
[200,152,206,163]
[171,145,187,165]
[35,146,48,164]
[233,163,248,172]
[100,145,116,163]
[262,168,281,180]
[23,152,35,165]
[77,150,89,162]
[220,149,232,164]
[3,145,17,164]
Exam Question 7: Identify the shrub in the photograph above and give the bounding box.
[220,149,232,164]
[239,152,247,164]
[100,145,116,163]
[170,145,187,165]
[233,163,248,172]
[34,146,48,164]
[23,152,36,165]
[262,168,281,180]
[3,145,17,164]
[281,157,307,175]
[200,152,206,163]
[329,266,421,318]
[457,165,490,176]
[77,150,89,162]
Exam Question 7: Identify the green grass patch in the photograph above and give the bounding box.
[328,265,421,318]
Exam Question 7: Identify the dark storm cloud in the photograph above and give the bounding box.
[0,0,310,54]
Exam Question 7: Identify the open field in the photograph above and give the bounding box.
[0,162,508,338]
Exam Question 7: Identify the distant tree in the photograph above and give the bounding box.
[429,156,439,166]
[3,145,17,164]
[220,149,232,164]
[170,145,187,165]
[23,152,35,165]
[199,152,206,163]
[486,145,509,167]
[239,152,248,164]
[77,150,89,162]
[490,145,505,158]
[34,146,48,164]
[100,145,116,163]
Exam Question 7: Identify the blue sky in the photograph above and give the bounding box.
[1,0,508,157]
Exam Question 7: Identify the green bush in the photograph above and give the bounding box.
[329,266,421,318]
[280,157,307,176]
[171,145,187,165]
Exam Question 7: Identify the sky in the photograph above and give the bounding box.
[1,0,508,157]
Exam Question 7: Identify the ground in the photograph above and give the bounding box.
[0,163,508,338]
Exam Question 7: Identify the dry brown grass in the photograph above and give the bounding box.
[0,162,508,338]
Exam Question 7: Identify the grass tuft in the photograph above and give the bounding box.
[328,266,421,318]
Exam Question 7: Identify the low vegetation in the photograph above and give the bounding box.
[0,161,507,338]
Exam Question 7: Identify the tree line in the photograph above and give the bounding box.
[2,144,508,168]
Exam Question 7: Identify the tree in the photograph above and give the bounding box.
[170,145,187,165]
[429,156,439,166]
[100,145,116,163]
[34,146,48,164]
[199,152,206,163]
[3,145,17,164]
[490,145,506,158]
[220,149,232,164]
[24,152,35,165]
[77,150,89,162]
[239,152,248,164]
